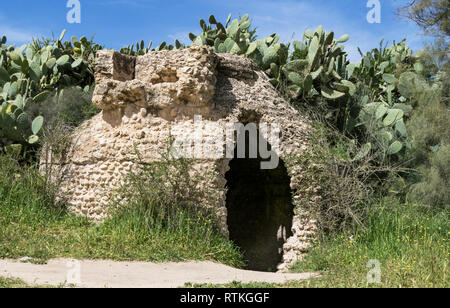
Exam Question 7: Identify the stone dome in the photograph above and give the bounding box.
[41,45,317,271]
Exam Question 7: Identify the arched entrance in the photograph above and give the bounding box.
[225,130,294,272]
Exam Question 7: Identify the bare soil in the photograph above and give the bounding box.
[0,258,318,288]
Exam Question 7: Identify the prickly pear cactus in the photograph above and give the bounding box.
[0,30,100,147]
[284,26,355,100]
[352,40,422,159]
[188,14,289,79]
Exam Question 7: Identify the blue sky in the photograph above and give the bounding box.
[0,0,428,62]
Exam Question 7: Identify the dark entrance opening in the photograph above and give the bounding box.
[225,129,294,272]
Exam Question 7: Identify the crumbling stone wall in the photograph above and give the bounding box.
[41,46,318,271]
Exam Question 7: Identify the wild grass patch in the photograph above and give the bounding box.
[290,198,449,288]
[188,198,448,288]
[0,154,243,267]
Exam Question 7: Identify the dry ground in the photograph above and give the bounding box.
[0,258,318,288]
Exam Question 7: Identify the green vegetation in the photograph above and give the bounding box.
[398,0,449,37]
[187,198,449,288]
[288,125,375,233]
[406,85,450,207]
[0,154,243,267]
[0,32,100,147]
[0,276,59,288]
[0,277,30,288]
[291,199,449,288]
[284,28,352,101]
[0,5,448,288]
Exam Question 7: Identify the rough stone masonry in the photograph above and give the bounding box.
[41,45,318,271]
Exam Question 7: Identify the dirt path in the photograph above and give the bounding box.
[0,259,318,288]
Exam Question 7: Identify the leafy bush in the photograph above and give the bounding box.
[344,40,428,163]
[285,28,353,101]
[188,14,284,68]
[27,86,99,129]
[291,125,376,233]
[407,89,449,162]
[410,144,450,207]
[405,83,450,207]
[0,31,100,147]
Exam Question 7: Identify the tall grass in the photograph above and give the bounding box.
[291,197,449,288]
[188,198,448,288]
[0,154,243,267]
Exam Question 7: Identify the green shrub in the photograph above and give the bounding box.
[293,125,377,233]
[27,86,99,129]
[409,144,450,207]
[0,32,100,147]
[405,74,450,207]
[111,150,224,234]
[407,90,449,162]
